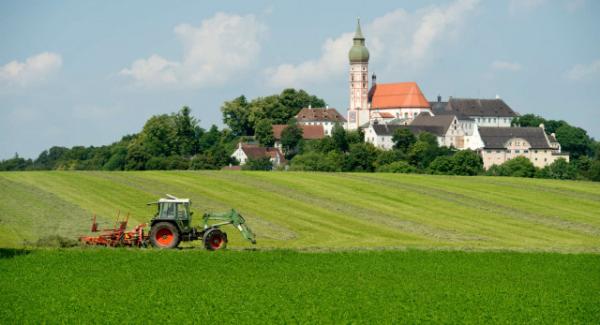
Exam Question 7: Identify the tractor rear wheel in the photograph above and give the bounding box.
[150,222,180,249]
[203,228,227,251]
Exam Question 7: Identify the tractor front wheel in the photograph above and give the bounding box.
[203,228,227,251]
[150,222,180,249]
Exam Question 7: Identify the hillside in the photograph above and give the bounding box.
[0,171,599,252]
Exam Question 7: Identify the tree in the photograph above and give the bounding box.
[487,156,536,178]
[588,160,600,182]
[221,95,253,136]
[254,119,275,147]
[346,143,380,172]
[174,106,199,156]
[407,132,441,170]
[290,151,343,172]
[536,158,577,180]
[450,150,483,176]
[392,128,416,152]
[331,123,349,152]
[242,157,273,171]
[374,150,405,169]
[280,123,303,159]
[554,125,593,159]
[428,156,455,175]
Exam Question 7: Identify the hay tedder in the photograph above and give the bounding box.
[79,195,256,250]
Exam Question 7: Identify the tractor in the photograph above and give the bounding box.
[147,194,256,250]
[79,194,256,250]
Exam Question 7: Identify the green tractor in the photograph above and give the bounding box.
[148,194,256,250]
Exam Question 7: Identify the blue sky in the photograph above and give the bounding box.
[1,0,599,159]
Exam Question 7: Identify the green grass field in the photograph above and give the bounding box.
[1,171,599,323]
[0,171,599,252]
[1,249,598,324]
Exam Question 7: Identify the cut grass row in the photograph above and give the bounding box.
[0,249,598,323]
[0,171,599,252]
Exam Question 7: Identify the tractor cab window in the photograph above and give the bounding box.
[177,203,190,219]
[160,202,176,219]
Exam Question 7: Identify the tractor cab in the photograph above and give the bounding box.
[149,195,193,233]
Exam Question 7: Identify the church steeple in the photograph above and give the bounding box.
[348,18,369,63]
[347,17,370,130]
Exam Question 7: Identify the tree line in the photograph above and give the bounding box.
[1,89,599,181]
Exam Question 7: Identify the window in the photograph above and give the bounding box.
[534,150,538,154]
[515,150,521,154]
[486,150,492,154]
[524,150,529,153]
[496,150,501,153]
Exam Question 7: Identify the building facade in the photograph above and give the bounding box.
[295,106,346,136]
[231,142,286,167]
[478,127,569,169]
[432,97,518,128]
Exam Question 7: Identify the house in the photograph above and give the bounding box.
[478,127,569,169]
[295,106,346,136]
[410,114,477,149]
[364,121,459,150]
[432,97,519,127]
[367,81,433,125]
[272,124,325,149]
[231,142,286,167]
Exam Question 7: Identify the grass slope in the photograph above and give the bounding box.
[1,249,598,323]
[0,171,599,252]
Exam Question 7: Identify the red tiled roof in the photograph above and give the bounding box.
[369,82,431,109]
[295,107,347,122]
[239,144,286,163]
[272,124,325,140]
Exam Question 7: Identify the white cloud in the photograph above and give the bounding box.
[0,52,62,86]
[509,0,545,15]
[566,59,600,80]
[491,60,522,72]
[264,0,479,88]
[120,12,266,88]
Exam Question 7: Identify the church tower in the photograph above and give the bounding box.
[347,18,370,130]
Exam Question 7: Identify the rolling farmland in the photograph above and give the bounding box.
[0,171,599,252]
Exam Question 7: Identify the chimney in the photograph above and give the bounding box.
[326,105,329,109]
[308,104,312,109]
[539,123,545,130]
[372,73,377,85]
[495,94,500,99]
[437,95,441,103]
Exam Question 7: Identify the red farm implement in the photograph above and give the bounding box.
[79,213,147,247]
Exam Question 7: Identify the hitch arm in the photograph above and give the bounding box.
[202,209,256,244]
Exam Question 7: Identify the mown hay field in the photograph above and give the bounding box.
[0,171,599,252]
[0,249,598,323]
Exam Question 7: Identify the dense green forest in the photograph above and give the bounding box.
[1,88,599,181]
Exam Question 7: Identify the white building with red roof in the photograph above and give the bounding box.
[295,106,346,136]
[367,81,433,124]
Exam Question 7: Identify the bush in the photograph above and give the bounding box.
[487,156,536,178]
[376,161,417,173]
[242,157,273,171]
[451,150,483,176]
[290,151,343,172]
[535,158,576,180]
[428,156,454,175]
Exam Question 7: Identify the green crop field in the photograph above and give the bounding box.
[1,171,599,323]
[0,171,599,252]
[1,249,598,323]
